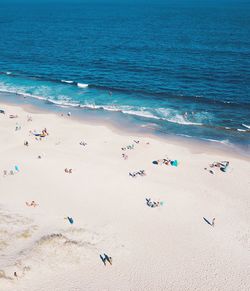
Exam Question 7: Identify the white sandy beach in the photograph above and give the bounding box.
[0,101,250,291]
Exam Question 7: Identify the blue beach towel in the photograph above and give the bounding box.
[171,160,178,167]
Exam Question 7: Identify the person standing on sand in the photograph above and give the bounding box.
[211,218,215,227]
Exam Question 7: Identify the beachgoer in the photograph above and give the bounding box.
[104,254,112,265]
[65,168,69,173]
[211,218,215,227]
[26,201,38,207]
[122,153,128,160]
[100,254,106,266]
[64,216,74,224]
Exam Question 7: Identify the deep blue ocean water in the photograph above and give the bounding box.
[0,1,249,151]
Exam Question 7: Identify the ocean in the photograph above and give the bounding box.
[0,1,249,152]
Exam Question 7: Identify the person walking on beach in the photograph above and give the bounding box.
[211,218,215,227]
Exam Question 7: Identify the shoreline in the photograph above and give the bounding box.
[1,92,249,161]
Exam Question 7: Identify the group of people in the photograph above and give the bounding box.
[121,144,134,151]
[30,128,49,139]
[153,158,178,167]
[26,201,39,207]
[205,161,230,174]
[129,170,146,178]
[79,141,87,146]
[210,161,229,172]
[99,253,112,266]
[64,168,73,174]
[146,198,162,208]
[3,166,19,177]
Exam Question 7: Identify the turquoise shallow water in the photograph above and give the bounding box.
[0,1,249,151]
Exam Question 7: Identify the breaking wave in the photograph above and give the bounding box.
[61,80,74,84]
[0,84,248,134]
[242,124,250,129]
[77,83,88,88]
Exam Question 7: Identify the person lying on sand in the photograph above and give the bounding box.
[26,201,39,207]
[9,114,18,118]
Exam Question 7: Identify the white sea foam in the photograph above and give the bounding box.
[122,109,159,120]
[177,134,192,138]
[237,128,247,132]
[155,108,203,126]
[61,80,74,84]
[77,83,88,88]
[0,86,205,127]
[201,138,232,146]
[242,124,250,129]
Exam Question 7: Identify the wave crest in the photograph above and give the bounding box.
[77,83,88,88]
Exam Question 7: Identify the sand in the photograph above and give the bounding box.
[0,101,249,291]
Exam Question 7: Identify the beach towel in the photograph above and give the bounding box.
[171,160,178,167]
